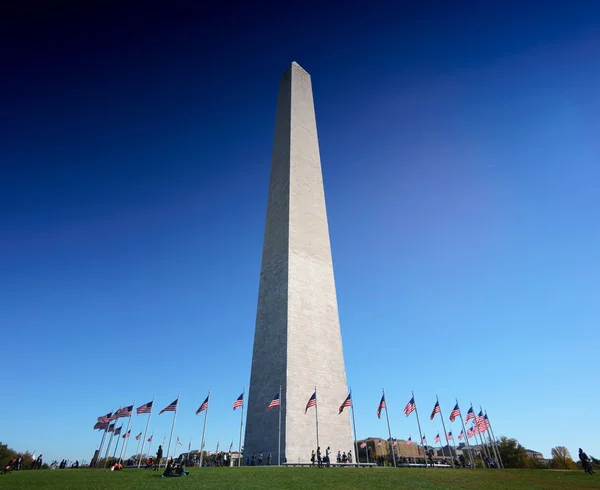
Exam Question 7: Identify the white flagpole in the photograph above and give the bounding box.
[456,398,475,468]
[471,402,490,465]
[436,395,455,468]
[165,394,180,464]
[349,388,359,467]
[119,400,135,462]
[382,389,396,467]
[112,430,121,459]
[412,392,426,468]
[199,389,210,468]
[480,404,498,466]
[137,396,154,468]
[314,386,320,452]
[484,410,504,469]
[134,436,141,463]
[103,429,114,468]
[96,428,107,468]
[103,416,118,469]
[238,388,245,466]
[278,384,282,467]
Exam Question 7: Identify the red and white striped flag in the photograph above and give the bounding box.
[160,399,178,414]
[135,432,142,441]
[458,430,464,441]
[434,433,440,444]
[449,403,460,422]
[233,393,244,411]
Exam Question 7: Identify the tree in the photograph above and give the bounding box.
[551,446,576,470]
[496,436,530,468]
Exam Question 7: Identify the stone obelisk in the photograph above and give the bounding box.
[244,62,353,464]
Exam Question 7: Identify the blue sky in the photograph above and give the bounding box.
[1,2,599,463]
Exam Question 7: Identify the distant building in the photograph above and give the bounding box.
[525,449,545,461]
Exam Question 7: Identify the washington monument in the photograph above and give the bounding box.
[244,62,353,463]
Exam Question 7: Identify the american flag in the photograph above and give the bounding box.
[339,393,352,414]
[476,410,487,433]
[465,407,474,422]
[484,413,491,428]
[467,426,475,438]
[404,397,416,417]
[176,436,182,446]
[406,436,412,445]
[135,432,142,441]
[196,396,209,415]
[458,430,464,441]
[305,392,316,413]
[422,435,427,444]
[98,412,112,424]
[188,439,192,451]
[108,423,115,433]
[137,401,153,415]
[430,401,440,420]
[160,399,178,414]
[114,426,122,436]
[447,431,453,440]
[94,421,108,430]
[393,439,398,447]
[122,430,131,439]
[229,441,233,451]
[148,434,153,443]
[268,393,280,411]
[434,433,440,443]
[377,394,386,419]
[449,403,460,422]
[233,393,244,411]
[115,405,133,418]
[360,441,367,449]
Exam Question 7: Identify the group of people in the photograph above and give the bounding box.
[247,452,272,466]
[311,447,353,467]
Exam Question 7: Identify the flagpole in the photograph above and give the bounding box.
[436,395,455,468]
[165,394,180,465]
[412,391,426,468]
[278,384,282,467]
[238,387,245,466]
[471,402,490,465]
[96,429,106,468]
[103,422,116,469]
[200,390,210,468]
[119,400,135,463]
[137,396,154,469]
[314,386,320,452]
[449,430,458,465]
[484,409,504,469]
[112,430,121,460]
[134,436,141,464]
[456,398,474,468]
[349,388,359,467]
[480,405,498,467]
[382,389,396,467]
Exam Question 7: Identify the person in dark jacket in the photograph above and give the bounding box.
[155,445,163,471]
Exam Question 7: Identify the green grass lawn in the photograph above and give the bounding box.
[2,467,597,489]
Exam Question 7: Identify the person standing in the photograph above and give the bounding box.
[317,447,322,468]
[155,445,163,471]
[579,448,595,475]
[311,450,316,466]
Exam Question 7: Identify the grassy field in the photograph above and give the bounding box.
[2,466,597,489]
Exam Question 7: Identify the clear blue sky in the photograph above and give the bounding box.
[1,2,599,463]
